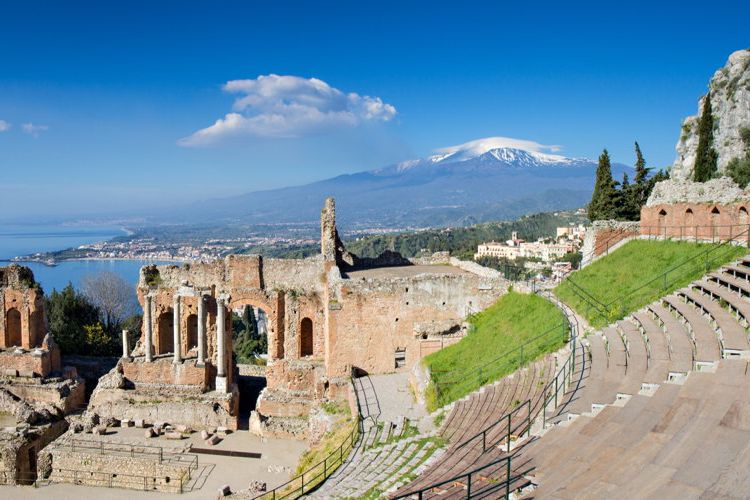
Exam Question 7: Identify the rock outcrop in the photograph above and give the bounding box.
[671,49,750,180]
[646,177,750,206]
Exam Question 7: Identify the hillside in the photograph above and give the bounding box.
[340,210,587,260]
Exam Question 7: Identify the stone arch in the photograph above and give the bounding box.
[5,308,22,347]
[186,314,198,354]
[300,317,313,357]
[29,310,44,348]
[739,206,749,225]
[685,208,694,226]
[157,309,174,355]
[229,294,281,360]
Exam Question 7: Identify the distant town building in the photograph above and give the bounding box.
[474,228,582,263]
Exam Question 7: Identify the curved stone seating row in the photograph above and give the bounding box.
[524,358,750,498]
[515,256,750,497]
[391,354,560,498]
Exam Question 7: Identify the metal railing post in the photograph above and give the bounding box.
[467,472,472,498]
[505,457,512,499]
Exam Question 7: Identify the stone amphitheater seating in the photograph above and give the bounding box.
[517,256,750,497]
[390,353,569,499]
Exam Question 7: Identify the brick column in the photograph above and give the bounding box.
[197,294,206,366]
[144,294,153,362]
[215,295,228,392]
[173,295,182,364]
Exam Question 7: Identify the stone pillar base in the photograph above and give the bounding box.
[215,376,228,393]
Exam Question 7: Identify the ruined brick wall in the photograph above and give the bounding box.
[49,446,191,493]
[0,351,50,378]
[122,358,209,389]
[580,220,640,267]
[0,266,46,350]
[325,273,506,377]
[641,202,750,241]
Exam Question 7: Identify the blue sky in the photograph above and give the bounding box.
[0,1,747,219]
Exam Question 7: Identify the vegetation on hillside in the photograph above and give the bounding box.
[341,210,587,261]
[588,143,667,222]
[423,291,567,411]
[727,127,750,188]
[556,239,747,328]
[693,92,719,182]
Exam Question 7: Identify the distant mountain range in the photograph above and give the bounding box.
[169,138,633,230]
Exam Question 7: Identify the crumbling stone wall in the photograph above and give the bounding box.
[0,265,46,350]
[580,220,641,267]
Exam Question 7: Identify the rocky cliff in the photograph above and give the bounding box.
[671,49,750,180]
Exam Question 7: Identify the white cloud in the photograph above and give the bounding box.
[179,75,397,146]
[434,136,563,157]
[21,123,48,138]
[0,120,9,132]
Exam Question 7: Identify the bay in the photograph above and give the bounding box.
[0,223,174,292]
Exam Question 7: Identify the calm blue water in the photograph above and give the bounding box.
[0,224,173,292]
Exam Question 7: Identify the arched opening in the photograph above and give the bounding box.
[231,303,269,427]
[29,310,44,348]
[5,308,22,347]
[157,310,174,355]
[685,208,694,225]
[186,314,198,354]
[300,318,313,357]
[739,206,748,224]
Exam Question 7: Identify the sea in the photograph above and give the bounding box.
[0,223,173,292]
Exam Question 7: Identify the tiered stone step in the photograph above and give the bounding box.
[306,433,442,499]
[513,256,750,497]
[524,358,750,498]
[391,354,560,498]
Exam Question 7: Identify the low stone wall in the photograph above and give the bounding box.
[122,357,209,390]
[49,447,192,493]
[0,420,68,485]
[0,349,53,378]
[581,220,640,267]
[237,363,267,377]
[2,378,86,414]
[88,384,239,431]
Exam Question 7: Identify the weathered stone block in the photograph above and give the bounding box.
[206,434,222,445]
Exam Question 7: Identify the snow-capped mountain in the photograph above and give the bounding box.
[170,137,633,229]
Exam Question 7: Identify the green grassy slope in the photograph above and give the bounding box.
[424,291,567,411]
[556,239,748,328]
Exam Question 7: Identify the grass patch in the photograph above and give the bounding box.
[424,291,566,411]
[556,239,747,328]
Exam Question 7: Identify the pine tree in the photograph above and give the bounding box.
[588,149,618,221]
[693,92,719,182]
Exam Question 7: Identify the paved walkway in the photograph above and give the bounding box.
[1,429,307,499]
[367,372,433,433]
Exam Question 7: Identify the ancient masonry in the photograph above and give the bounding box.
[88,198,509,438]
[0,265,85,485]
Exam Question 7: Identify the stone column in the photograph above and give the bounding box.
[215,295,227,392]
[173,295,182,364]
[197,294,206,366]
[144,294,153,362]
[121,330,129,358]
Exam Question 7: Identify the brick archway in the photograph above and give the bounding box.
[300,317,313,357]
[157,310,174,355]
[229,295,282,360]
[5,308,21,347]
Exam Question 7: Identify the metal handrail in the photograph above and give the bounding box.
[391,454,514,500]
[253,376,365,500]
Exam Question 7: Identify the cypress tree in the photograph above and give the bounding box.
[632,141,652,210]
[693,92,719,182]
[588,149,617,221]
